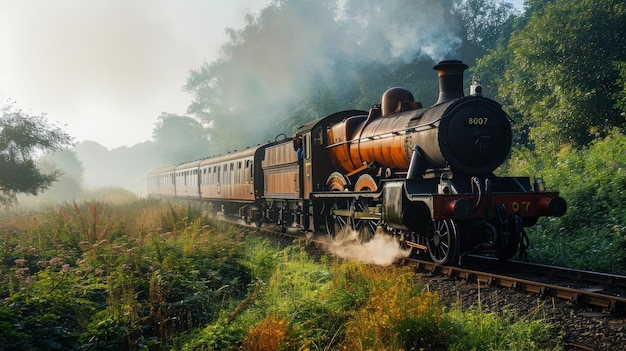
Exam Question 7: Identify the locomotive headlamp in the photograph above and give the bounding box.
[533,178,545,192]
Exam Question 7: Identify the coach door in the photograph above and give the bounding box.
[302,132,313,198]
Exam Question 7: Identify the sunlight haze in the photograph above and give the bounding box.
[0,0,271,149]
[0,0,524,150]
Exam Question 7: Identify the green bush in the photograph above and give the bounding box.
[505,130,626,273]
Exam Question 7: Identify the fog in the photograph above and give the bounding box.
[0,0,271,150]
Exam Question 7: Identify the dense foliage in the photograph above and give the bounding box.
[506,130,626,272]
[477,0,626,153]
[478,0,626,273]
[0,200,561,350]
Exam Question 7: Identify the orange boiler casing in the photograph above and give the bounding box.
[327,111,417,174]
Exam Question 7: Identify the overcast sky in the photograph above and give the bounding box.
[1,0,524,150]
[0,0,271,150]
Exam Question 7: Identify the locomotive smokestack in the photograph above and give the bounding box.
[434,60,468,104]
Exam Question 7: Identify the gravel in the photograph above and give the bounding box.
[423,275,626,350]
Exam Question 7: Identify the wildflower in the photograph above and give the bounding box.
[14,267,30,278]
[49,257,64,266]
[14,258,27,267]
[61,264,70,272]
[36,260,50,268]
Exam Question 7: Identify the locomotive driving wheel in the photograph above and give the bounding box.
[352,197,378,243]
[325,199,353,243]
[427,219,459,265]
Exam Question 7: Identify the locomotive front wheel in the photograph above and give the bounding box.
[325,200,352,243]
[427,220,459,265]
[495,224,521,260]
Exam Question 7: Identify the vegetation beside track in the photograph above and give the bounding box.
[0,200,562,350]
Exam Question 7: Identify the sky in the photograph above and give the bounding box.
[0,0,272,150]
[0,0,525,150]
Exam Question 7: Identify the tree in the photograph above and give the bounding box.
[0,102,73,204]
[35,148,84,202]
[478,0,626,153]
[152,113,210,165]
[460,0,518,50]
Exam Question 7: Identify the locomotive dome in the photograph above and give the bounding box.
[381,87,415,116]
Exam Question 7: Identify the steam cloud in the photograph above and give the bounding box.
[317,228,412,266]
[193,0,464,151]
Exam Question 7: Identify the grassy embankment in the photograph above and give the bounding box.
[1,199,562,350]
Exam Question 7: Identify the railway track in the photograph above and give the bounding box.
[222,214,626,313]
[405,256,626,313]
[217,214,626,350]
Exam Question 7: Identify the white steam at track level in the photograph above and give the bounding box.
[317,228,412,266]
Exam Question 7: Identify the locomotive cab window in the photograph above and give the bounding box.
[313,127,323,145]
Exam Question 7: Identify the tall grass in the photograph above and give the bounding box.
[1,199,562,350]
[0,199,251,350]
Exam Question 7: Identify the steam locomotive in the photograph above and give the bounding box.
[148,60,566,265]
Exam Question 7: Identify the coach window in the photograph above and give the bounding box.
[237,161,242,183]
[230,162,235,184]
[246,160,252,182]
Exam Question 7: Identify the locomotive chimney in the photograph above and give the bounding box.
[434,60,468,104]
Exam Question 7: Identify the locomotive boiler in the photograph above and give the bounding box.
[327,61,510,177]
[148,59,566,266]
